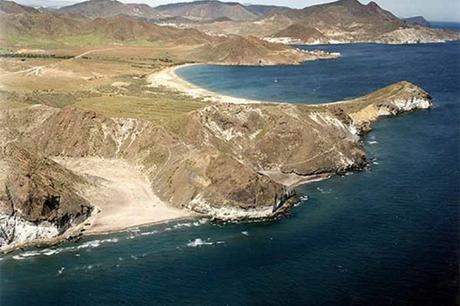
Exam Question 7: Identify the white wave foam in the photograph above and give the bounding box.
[77,238,118,250]
[173,222,192,229]
[43,249,59,256]
[127,218,209,240]
[241,231,249,236]
[12,237,119,260]
[187,238,224,247]
[316,187,332,194]
[140,230,159,236]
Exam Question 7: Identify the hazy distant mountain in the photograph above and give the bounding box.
[57,0,163,19]
[0,0,39,14]
[155,0,259,21]
[0,2,313,65]
[1,0,458,46]
[404,16,431,27]
[274,0,404,38]
[244,4,289,16]
[275,23,328,44]
[0,8,197,40]
[187,0,459,44]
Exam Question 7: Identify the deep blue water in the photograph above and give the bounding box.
[1,43,459,306]
[432,21,460,32]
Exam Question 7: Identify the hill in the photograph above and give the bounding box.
[57,0,163,19]
[155,0,258,21]
[244,4,288,16]
[0,4,330,65]
[185,0,459,44]
[0,0,38,14]
[404,16,431,27]
[275,23,328,44]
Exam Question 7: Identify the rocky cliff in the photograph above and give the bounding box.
[0,142,93,249]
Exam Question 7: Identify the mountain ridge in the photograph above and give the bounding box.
[174,0,459,44]
[57,0,164,19]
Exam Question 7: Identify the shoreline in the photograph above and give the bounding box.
[147,63,291,105]
[0,157,195,254]
[1,61,433,254]
[0,206,99,254]
[263,38,459,46]
[147,63,360,107]
[0,214,197,255]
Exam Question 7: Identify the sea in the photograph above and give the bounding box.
[1,42,459,306]
[432,21,460,32]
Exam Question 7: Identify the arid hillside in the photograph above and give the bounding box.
[0,1,335,65]
[156,0,259,21]
[180,0,460,44]
[57,0,163,19]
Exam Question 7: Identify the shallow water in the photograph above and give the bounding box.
[1,42,459,305]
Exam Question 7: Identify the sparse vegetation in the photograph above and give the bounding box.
[75,93,208,125]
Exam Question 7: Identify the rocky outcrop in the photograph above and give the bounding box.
[0,143,93,249]
[376,27,460,44]
[403,16,431,28]
[344,81,432,132]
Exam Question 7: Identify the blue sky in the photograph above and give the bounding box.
[14,0,460,22]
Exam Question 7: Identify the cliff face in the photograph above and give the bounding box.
[0,143,93,248]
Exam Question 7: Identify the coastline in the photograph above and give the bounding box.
[147,63,429,110]
[0,206,98,254]
[0,158,195,254]
[147,63,289,104]
[1,59,433,253]
[147,64,361,107]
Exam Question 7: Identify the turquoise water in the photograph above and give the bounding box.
[1,42,459,306]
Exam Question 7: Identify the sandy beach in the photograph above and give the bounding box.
[147,64,288,104]
[147,64,356,106]
[53,157,192,235]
